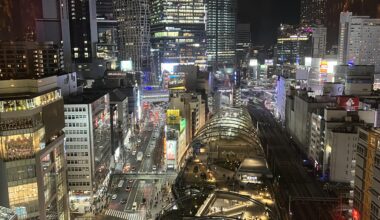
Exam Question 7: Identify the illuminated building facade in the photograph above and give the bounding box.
[236,23,251,68]
[96,0,118,62]
[275,35,312,65]
[300,0,327,25]
[64,92,111,213]
[311,25,327,58]
[169,93,206,152]
[0,76,69,220]
[355,128,380,220]
[150,0,206,74]
[326,0,379,48]
[0,42,63,80]
[337,12,380,72]
[63,0,98,64]
[114,0,150,71]
[206,0,237,69]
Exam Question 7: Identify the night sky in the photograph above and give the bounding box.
[238,0,301,47]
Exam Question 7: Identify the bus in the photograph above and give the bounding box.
[137,152,143,161]
[117,180,124,188]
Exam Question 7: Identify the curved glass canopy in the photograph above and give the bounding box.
[193,107,261,147]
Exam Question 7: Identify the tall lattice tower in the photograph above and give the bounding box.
[113,0,150,71]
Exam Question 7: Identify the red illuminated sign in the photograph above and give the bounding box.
[337,96,359,111]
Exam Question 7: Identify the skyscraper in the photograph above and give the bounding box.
[275,35,312,65]
[96,0,118,62]
[150,0,207,74]
[63,0,98,64]
[300,0,327,26]
[337,12,380,72]
[0,41,64,80]
[114,0,150,71]
[206,0,237,69]
[235,23,251,67]
[0,76,69,220]
[311,25,327,58]
[326,0,379,49]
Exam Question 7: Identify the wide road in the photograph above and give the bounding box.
[246,101,338,220]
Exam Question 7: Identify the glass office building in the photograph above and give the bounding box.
[150,0,207,74]
[206,0,237,69]
[0,76,69,220]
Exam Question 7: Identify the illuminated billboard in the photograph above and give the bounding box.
[265,59,274,66]
[320,60,328,74]
[305,57,312,66]
[337,96,359,111]
[121,60,133,71]
[168,73,186,89]
[166,109,181,124]
[180,119,186,133]
[249,59,258,67]
[166,140,177,160]
[161,63,178,74]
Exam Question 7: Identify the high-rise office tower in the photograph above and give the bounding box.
[151,0,207,74]
[64,91,111,213]
[311,25,327,58]
[63,0,98,64]
[0,76,69,220]
[300,0,327,26]
[96,0,118,62]
[206,0,237,69]
[326,0,379,49]
[275,35,312,65]
[236,23,251,67]
[0,41,64,80]
[37,0,107,76]
[337,12,380,72]
[114,0,150,71]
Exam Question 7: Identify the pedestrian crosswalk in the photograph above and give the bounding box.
[104,209,144,220]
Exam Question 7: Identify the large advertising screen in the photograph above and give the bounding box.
[166,109,180,124]
[337,96,359,111]
[168,73,186,89]
[121,60,133,71]
[166,140,177,160]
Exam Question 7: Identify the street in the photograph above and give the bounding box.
[98,104,176,220]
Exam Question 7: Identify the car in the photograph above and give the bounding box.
[147,153,151,157]
[132,202,137,211]
[111,194,117,200]
[128,179,134,183]
[132,150,137,156]
[152,165,157,171]
[131,166,136,171]
[125,186,131,192]
[120,198,127,204]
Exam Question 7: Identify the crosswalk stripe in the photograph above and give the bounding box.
[104,209,144,220]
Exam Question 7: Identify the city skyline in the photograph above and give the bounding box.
[2,0,380,220]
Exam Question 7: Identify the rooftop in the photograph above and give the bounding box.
[238,157,272,177]
[64,89,108,104]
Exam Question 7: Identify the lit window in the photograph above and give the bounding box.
[74,53,79,58]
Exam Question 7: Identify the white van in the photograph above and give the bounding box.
[132,202,137,211]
